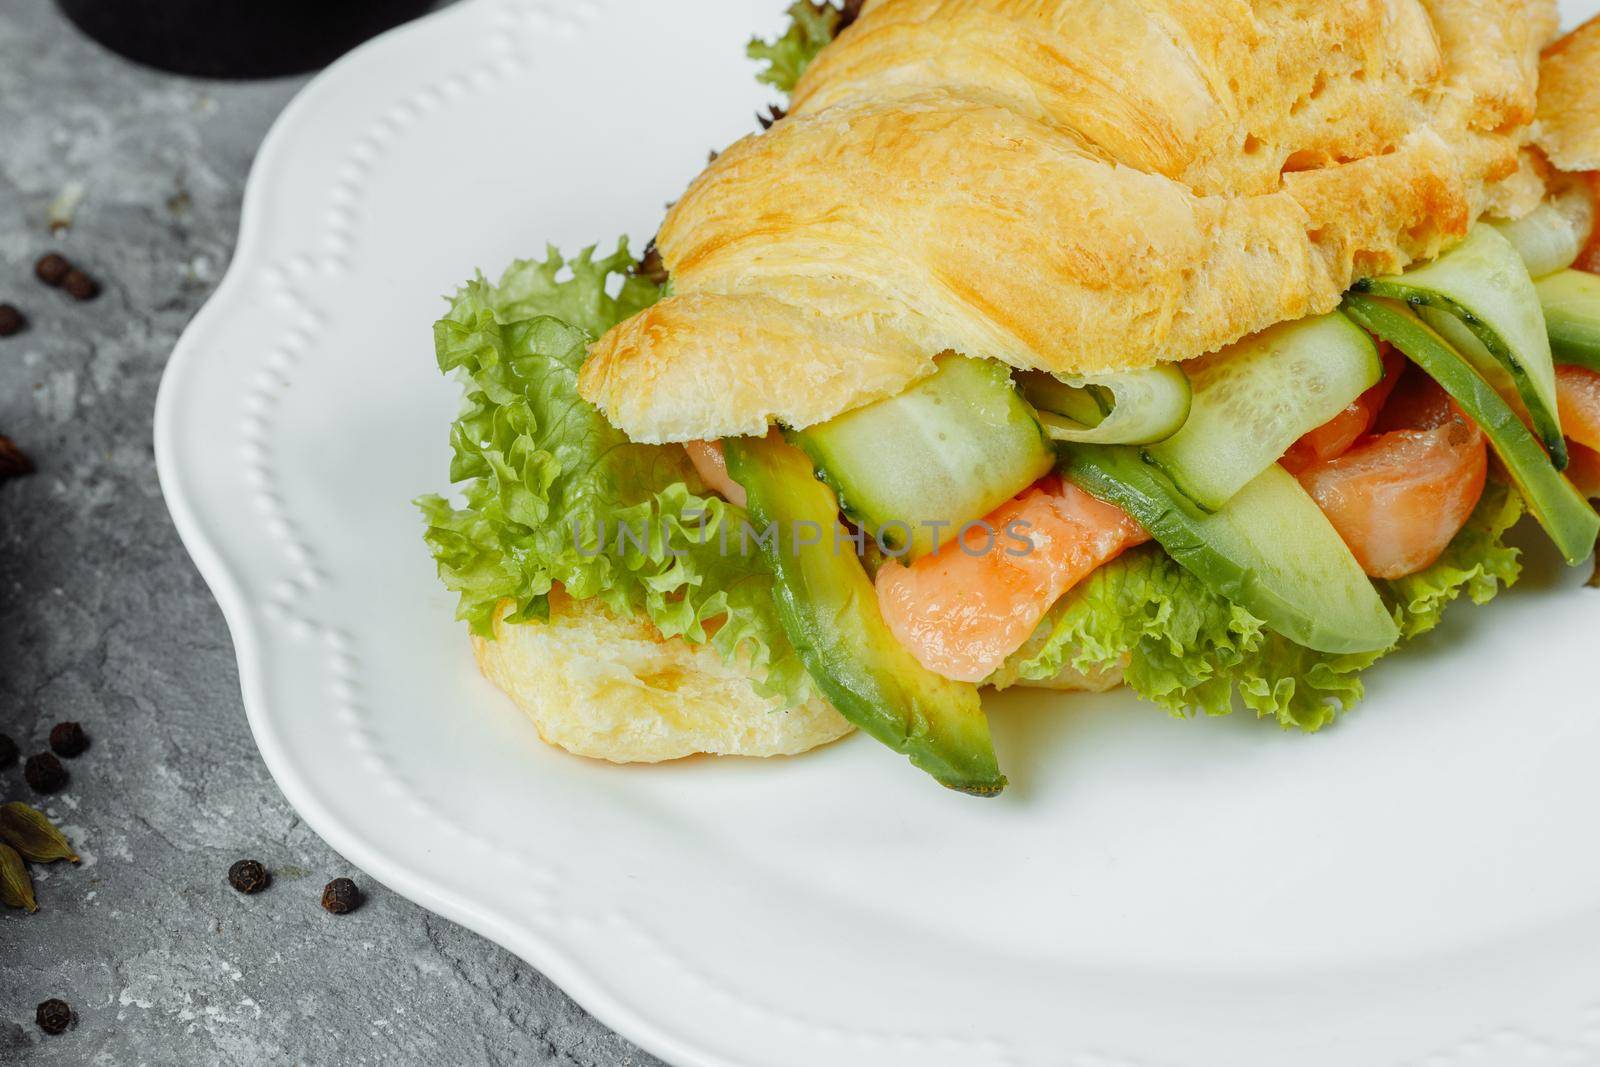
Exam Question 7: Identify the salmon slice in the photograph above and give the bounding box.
[684,439,747,507]
[1555,364,1600,453]
[1281,348,1407,474]
[874,476,1148,682]
[1567,442,1600,500]
[1295,376,1488,579]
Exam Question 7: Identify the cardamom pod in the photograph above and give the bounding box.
[0,802,78,864]
[0,842,36,912]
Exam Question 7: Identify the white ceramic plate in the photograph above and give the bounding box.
[156,2,1600,1064]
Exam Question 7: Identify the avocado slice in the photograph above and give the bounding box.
[1535,268,1600,371]
[722,434,1006,796]
[1343,294,1600,565]
[1058,445,1399,654]
[1354,225,1568,468]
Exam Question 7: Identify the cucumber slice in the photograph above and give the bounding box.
[1343,294,1600,565]
[723,434,1006,796]
[1535,269,1600,371]
[1355,224,1567,467]
[1023,373,1112,426]
[1488,182,1595,279]
[1020,364,1192,445]
[789,355,1053,562]
[1141,312,1381,511]
[1059,444,1399,654]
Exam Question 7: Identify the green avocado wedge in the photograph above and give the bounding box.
[1343,294,1600,565]
[1535,268,1600,371]
[1058,445,1399,655]
[723,434,1006,796]
[1354,224,1567,468]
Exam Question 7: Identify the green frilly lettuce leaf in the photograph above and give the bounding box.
[748,2,844,95]
[416,241,811,704]
[993,479,1526,730]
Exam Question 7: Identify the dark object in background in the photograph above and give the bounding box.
[228,859,270,894]
[24,753,67,794]
[321,877,363,914]
[57,0,439,79]
[0,734,17,766]
[35,998,73,1035]
[61,270,99,302]
[48,722,89,759]
[0,304,25,337]
[0,437,35,480]
[34,254,99,300]
[34,253,70,286]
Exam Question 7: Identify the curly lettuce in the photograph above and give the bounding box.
[416,241,811,704]
[748,2,848,95]
[994,480,1526,730]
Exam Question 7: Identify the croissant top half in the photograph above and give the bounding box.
[581,0,1562,443]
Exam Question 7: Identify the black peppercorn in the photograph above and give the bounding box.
[228,858,269,894]
[62,269,99,302]
[24,753,66,794]
[0,733,17,766]
[35,998,72,1035]
[756,104,786,130]
[48,722,89,759]
[0,304,24,337]
[321,877,362,914]
[34,253,70,287]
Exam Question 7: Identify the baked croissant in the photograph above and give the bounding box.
[581,0,1560,443]
[445,1,1600,775]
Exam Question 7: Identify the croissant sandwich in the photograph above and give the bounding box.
[420,0,1600,794]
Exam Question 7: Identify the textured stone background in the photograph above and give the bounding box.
[0,4,660,1063]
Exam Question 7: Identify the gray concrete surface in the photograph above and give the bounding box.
[0,4,662,1064]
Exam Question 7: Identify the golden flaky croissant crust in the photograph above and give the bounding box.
[582,0,1560,443]
[1535,15,1600,171]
